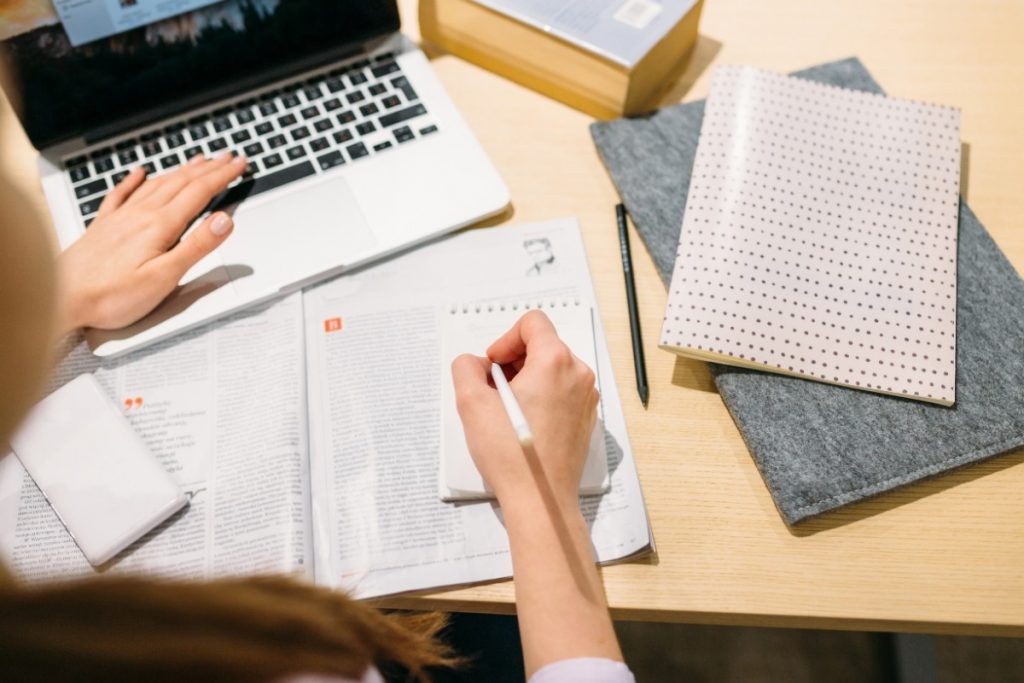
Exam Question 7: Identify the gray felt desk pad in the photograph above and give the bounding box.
[591,58,1024,524]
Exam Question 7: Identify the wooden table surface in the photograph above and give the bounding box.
[2,0,1022,636]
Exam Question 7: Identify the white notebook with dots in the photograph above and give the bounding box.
[660,65,961,405]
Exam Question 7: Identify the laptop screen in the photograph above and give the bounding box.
[0,0,400,149]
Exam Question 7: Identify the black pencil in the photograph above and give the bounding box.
[615,203,649,407]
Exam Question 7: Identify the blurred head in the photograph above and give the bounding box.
[0,81,57,445]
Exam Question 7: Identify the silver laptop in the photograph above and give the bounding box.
[2,0,508,357]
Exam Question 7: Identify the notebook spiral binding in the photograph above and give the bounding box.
[448,296,583,316]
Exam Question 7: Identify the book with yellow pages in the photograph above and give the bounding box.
[419,0,703,119]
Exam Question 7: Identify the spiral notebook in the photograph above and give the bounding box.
[439,297,610,501]
[660,65,961,406]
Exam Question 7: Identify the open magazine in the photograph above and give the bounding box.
[0,218,652,598]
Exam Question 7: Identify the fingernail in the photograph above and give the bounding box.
[233,155,248,166]
[217,150,233,160]
[188,154,204,165]
[210,212,233,236]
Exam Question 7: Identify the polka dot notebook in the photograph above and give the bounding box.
[660,65,961,405]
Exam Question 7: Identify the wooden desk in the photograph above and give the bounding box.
[2,0,1022,637]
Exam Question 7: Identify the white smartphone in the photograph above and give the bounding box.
[9,374,188,566]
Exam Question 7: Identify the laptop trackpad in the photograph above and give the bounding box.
[218,176,376,296]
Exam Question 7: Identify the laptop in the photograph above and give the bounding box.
[0,0,509,357]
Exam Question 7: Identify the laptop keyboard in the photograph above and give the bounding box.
[63,52,438,227]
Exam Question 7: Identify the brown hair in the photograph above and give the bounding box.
[0,566,458,682]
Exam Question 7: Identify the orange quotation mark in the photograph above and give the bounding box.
[324,317,343,333]
[123,396,144,410]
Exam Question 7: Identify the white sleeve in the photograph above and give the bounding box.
[528,657,636,683]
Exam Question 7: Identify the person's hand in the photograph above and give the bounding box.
[55,153,247,336]
[451,310,599,510]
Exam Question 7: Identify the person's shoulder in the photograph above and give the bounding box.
[529,657,636,683]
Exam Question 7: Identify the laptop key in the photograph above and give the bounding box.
[391,76,418,102]
[165,132,186,149]
[259,102,279,116]
[394,126,415,144]
[326,77,345,93]
[184,146,203,159]
[314,119,333,133]
[235,108,255,124]
[317,150,346,170]
[164,122,185,134]
[286,146,306,161]
[242,161,258,179]
[379,104,427,128]
[359,103,379,117]
[281,93,301,108]
[74,178,108,199]
[243,142,265,157]
[333,129,353,144]
[290,126,311,141]
[323,98,343,112]
[142,140,163,157]
[231,130,252,144]
[263,153,283,169]
[112,170,130,184]
[140,130,161,142]
[278,113,298,128]
[373,141,393,152]
[188,124,209,141]
[300,106,320,120]
[79,196,104,216]
[346,90,365,104]
[142,162,157,174]
[337,110,356,124]
[420,124,439,136]
[368,83,387,96]
[93,157,115,174]
[349,72,368,86]
[115,138,137,151]
[161,153,181,170]
[208,137,228,152]
[346,142,369,160]
[267,134,288,149]
[213,117,233,132]
[68,165,91,183]
[90,146,114,159]
[310,137,330,152]
[381,95,401,109]
[211,160,316,209]
[371,61,400,78]
[65,155,87,168]
[303,86,323,101]
[254,121,274,136]
[118,149,139,165]
[84,215,96,228]
[355,121,376,136]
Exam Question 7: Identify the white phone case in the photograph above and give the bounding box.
[10,374,188,566]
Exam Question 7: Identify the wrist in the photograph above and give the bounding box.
[499,485,582,530]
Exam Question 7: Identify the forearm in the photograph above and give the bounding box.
[503,489,622,677]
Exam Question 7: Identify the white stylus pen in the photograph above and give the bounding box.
[490,362,534,448]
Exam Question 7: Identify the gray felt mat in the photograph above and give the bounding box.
[591,57,1024,524]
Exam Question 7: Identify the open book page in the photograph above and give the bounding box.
[0,295,311,582]
[304,218,651,599]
